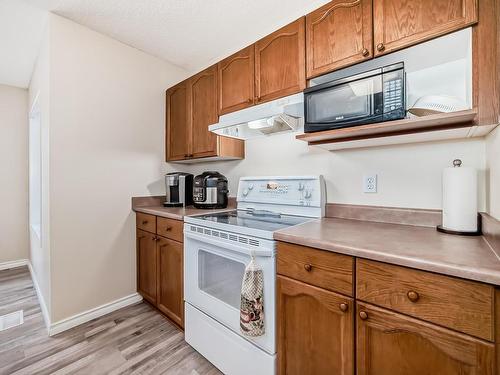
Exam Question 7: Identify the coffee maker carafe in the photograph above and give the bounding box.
[164,172,194,207]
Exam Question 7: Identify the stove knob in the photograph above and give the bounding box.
[248,183,254,190]
[298,182,305,191]
[304,190,312,199]
[242,189,249,197]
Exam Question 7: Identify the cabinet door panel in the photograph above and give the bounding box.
[357,302,494,375]
[373,0,478,56]
[306,0,373,78]
[137,229,157,304]
[255,18,306,104]
[277,276,354,375]
[189,66,218,158]
[218,46,255,115]
[157,237,183,328]
[166,82,190,161]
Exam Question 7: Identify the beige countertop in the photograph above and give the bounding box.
[274,217,500,286]
[132,196,236,220]
[133,205,234,220]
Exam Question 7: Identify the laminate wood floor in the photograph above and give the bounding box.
[0,266,222,375]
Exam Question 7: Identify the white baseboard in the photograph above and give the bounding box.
[0,259,28,271]
[49,293,143,336]
[27,262,51,333]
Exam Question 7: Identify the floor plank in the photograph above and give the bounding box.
[0,266,221,375]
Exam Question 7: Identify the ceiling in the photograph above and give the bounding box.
[1,0,331,89]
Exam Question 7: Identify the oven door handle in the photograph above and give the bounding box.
[184,231,274,257]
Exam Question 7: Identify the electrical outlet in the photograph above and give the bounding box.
[363,174,377,193]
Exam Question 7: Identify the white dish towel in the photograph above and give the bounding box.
[240,257,265,337]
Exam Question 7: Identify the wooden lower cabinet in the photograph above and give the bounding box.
[277,275,354,375]
[157,236,184,328]
[137,229,157,305]
[136,215,184,329]
[356,302,495,375]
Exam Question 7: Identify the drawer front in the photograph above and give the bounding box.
[356,259,494,341]
[157,217,183,242]
[277,242,354,296]
[136,213,156,233]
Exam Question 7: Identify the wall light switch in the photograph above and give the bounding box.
[363,174,377,193]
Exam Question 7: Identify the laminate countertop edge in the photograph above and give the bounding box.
[274,217,500,286]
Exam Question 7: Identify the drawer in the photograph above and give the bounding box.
[356,259,494,341]
[157,217,183,242]
[136,213,156,233]
[277,242,354,296]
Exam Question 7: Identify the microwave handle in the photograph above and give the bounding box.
[184,230,274,257]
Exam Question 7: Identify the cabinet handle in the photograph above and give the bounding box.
[303,264,313,272]
[153,236,159,242]
[339,303,348,312]
[165,226,172,232]
[141,220,148,225]
[407,290,420,302]
[362,48,370,57]
[376,43,385,52]
[247,98,252,103]
[359,311,368,320]
[160,244,167,248]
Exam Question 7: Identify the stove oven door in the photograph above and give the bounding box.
[184,228,276,355]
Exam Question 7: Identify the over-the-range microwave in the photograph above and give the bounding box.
[304,62,406,133]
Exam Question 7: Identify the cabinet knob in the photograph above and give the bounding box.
[142,220,148,225]
[359,311,368,320]
[247,98,252,103]
[362,48,370,57]
[376,43,385,52]
[339,303,349,312]
[407,290,420,302]
[304,264,313,272]
[165,226,172,232]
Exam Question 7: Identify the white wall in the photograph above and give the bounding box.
[487,126,500,220]
[47,14,188,322]
[167,133,486,211]
[0,84,29,264]
[28,23,51,316]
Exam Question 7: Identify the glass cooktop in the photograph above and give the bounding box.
[194,209,312,232]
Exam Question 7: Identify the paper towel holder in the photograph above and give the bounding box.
[437,159,482,236]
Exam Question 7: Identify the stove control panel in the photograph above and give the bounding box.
[237,176,325,213]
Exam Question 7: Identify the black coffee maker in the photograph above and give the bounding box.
[163,172,194,207]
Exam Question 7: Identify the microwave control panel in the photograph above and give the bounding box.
[382,68,405,120]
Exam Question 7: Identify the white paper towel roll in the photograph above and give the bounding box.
[442,160,477,232]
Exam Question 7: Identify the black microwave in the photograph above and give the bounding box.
[304,62,406,133]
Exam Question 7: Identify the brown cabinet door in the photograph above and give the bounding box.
[218,46,255,115]
[277,276,354,375]
[306,0,373,78]
[166,81,190,161]
[357,302,495,375]
[157,236,184,328]
[255,18,306,104]
[373,0,478,56]
[137,229,157,304]
[189,65,218,158]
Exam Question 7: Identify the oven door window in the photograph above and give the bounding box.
[306,77,381,124]
[198,250,246,309]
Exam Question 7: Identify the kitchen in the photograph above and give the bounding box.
[0,0,499,374]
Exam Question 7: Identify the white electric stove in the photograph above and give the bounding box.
[183,176,325,375]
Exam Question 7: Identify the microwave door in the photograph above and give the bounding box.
[305,75,383,131]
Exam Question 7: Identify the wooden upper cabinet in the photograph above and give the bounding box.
[373,0,478,56]
[157,236,184,328]
[218,46,255,115]
[356,302,495,375]
[189,65,218,158]
[306,0,373,78]
[136,229,157,305]
[166,81,190,161]
[277,276,354,375]
[255,18,306,104]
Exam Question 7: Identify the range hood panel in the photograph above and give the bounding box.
[209,93,304,140]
